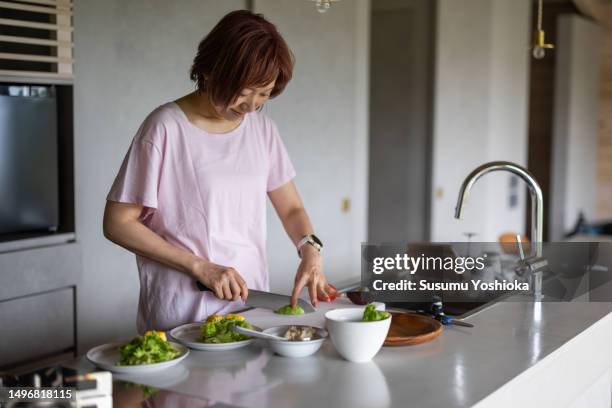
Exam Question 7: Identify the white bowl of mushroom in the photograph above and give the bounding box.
[262,325,328,358]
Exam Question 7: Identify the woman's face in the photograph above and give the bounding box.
[216,81,276,121]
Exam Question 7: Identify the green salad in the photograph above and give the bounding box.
[117,331,179,366]
[275,304,305,315]
[362,303,390,321]
[200,314,253,343]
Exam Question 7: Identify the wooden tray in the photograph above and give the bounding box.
[384,312,443,346]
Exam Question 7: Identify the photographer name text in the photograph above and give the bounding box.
[372,279,530,292]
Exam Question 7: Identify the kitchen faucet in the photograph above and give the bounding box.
[454,161,546,300]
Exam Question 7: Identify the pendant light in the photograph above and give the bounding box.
[532,0,554,59]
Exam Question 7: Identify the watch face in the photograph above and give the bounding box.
[311,234,323,248]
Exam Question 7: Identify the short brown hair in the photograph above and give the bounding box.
[190,10,294,108]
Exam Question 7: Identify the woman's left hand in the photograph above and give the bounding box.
[291,244,328,308]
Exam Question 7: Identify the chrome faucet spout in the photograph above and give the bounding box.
[454,161,544,255]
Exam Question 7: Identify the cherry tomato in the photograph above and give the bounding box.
[318,284,339,302]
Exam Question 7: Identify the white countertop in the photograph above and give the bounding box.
[69,295,612,407]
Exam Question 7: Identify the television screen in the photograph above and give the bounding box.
[0,85,59,235]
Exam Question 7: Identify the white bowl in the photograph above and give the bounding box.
[325,308,391,363]
[262,326,327,358]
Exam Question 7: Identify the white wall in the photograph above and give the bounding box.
[73,0,246,352]
[430,0,531,242]
[485,0,532,240]
[254,0,370,293]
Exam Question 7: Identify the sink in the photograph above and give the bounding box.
[339,278,516,318]
[388,299,496,318]
[387,282,518,319]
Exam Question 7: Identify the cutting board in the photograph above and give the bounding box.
[384,312,443,346]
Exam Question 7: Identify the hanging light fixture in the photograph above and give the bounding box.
[310,0,340,14]
[532,0,554,59]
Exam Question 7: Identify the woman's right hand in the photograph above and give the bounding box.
[193,260,249,302]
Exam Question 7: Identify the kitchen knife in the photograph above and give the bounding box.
[435,314,474,328]
[414,310,474,328]
[196,281,316,314]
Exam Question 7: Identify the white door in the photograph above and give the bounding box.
[550,15,602,240]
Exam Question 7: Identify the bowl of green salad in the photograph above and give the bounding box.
[86,331,189,374]
[169,313,259,351]
[325,304,391,362]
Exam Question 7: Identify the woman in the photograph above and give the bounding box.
[103,10,332,333]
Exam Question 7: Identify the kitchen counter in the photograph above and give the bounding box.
[68,296,612,407]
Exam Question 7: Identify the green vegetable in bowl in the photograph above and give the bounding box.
[275,304,305,315]
[362,303,389,321]
[117,331,179,366]
[200,314,253,343]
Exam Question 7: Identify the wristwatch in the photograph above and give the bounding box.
[297,234,323,257]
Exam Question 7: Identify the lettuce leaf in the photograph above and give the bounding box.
[117,332,179,366]
[200,316,253,343]
[362,303,389,321]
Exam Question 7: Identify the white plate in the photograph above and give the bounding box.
[169,322,259,351]
[86,341,189,374]
[115,363,190,389]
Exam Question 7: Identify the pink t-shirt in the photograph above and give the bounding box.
[107,102,295,333]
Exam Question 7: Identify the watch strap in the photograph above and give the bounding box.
[297,234,322,257]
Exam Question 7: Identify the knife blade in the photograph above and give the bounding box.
[196,280,315,314]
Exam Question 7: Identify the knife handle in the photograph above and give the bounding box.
[196,281,211,292]
[436,314,474,328]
